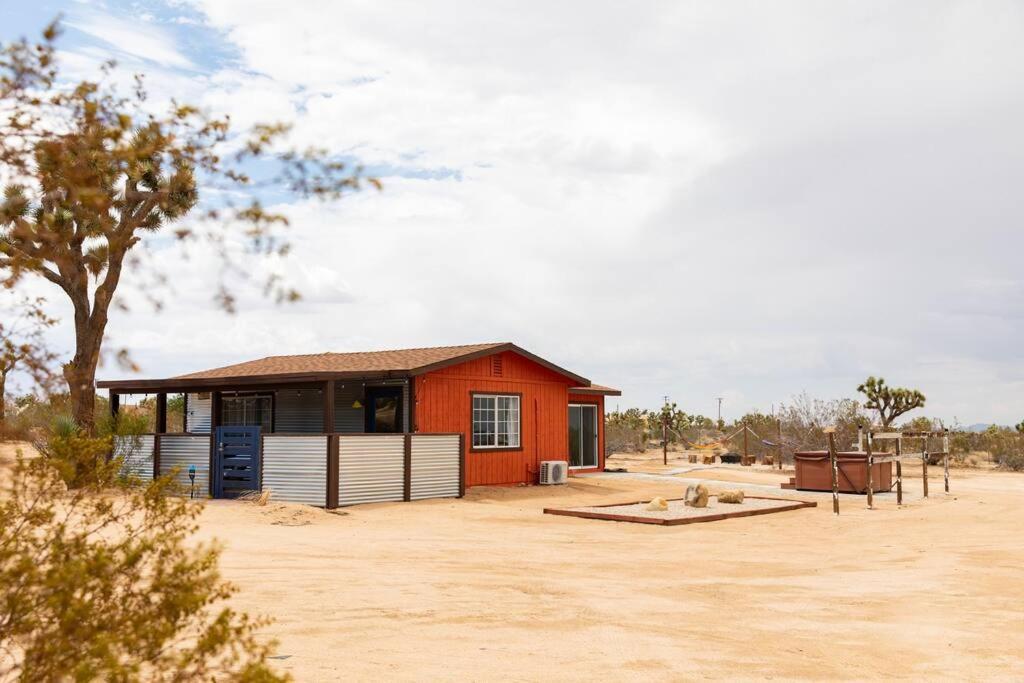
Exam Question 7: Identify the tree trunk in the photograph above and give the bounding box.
[63,326,103,433]
[0,368,7,424]
[59,246,125,433]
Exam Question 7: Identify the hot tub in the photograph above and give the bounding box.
[793,451,893,493]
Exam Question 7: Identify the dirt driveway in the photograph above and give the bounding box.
[195,460,1024,681]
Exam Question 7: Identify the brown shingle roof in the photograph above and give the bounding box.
[174,343,507,379]
[570,384,622,396]
[97,342,615,392]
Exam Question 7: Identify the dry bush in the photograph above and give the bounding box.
[1,431,287,680]
[776,393,869,462]
[950,426,1024,471]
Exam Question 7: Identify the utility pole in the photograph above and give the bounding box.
[716,397,724,425]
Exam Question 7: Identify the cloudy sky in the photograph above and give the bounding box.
[2,1,1022,424]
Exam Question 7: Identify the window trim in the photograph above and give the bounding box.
[469,391,523,452]
[568,402,600,469]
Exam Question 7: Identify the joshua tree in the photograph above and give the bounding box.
[0,22,374,430]
[857,376,926,428]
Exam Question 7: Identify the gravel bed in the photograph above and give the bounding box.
[568,496,802,520]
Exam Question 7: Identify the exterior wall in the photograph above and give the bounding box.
[568,392,606,473]
[274,389,322,432]
[414,351,573,487]
[191,381,410,434]
[339,381,409,433]
[185,393,212,433]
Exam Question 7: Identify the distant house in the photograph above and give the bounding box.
[99,343,619,506]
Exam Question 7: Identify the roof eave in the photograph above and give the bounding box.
[570,386,622,396]
[97,370,412,392]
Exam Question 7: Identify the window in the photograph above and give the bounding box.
[221,395,272,432]
[472,394,520,448]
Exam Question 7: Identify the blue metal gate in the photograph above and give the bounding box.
[213,426,261,498]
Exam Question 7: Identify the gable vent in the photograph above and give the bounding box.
[491,356,503,377]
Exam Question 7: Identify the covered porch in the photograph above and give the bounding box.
[100,372,462,509]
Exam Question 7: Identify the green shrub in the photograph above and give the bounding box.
[0,447,287,680]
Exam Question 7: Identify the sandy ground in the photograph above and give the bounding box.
[4,441,1024,680]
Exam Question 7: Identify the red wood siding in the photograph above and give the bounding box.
[569,393,605,473]
[414,351,572,486]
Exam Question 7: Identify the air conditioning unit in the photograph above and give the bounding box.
[539,460,568,485]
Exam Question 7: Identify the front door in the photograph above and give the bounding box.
[364,387,403,433]
[569,404,598,468]
[213,426,261,498]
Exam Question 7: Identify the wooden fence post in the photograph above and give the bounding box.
[943,429,950,493]
[403,433,412,502]
[662,416,668,466]
[327,434,339,509]
[743,422,749,465]
[895,437,903,506]
[777,419,783,470]
[922,434,929,498]
[865,431,874,510]
[827,430,840,515]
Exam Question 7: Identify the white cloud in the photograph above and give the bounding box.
[12,0,1024,424]
[67,11,195,69]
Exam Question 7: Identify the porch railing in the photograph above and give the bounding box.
[113,431,465,508]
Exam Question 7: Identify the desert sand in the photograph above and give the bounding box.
[5,442,1024,680]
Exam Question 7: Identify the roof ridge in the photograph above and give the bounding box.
[257,342,508,360]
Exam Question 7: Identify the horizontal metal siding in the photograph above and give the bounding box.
[410,434,461,500]
[186,394,211,434]
[339,434,405,506]
[333,381,410,433]
[262,435,328,506]
[159,434,211,498]
[274,390,323,433]
[334,382,365,432]
[115,434,154,481]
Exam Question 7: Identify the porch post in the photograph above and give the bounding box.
[153,392,167,480]
[210,391,221,431]
[155,392,167,433]
[109,392,120,421]
[209,391,221,497]
[323,380,335,433]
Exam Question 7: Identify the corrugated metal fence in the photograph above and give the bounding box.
[410,434,462,500]
[114,434,155,481]
[262,435,329,506]
[119,431,462,508]
[159,434,211,498]
[338,434,406,506]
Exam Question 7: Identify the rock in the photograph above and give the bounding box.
[717,490,745,504]
[685,483,709,508]
[646,496,669,511]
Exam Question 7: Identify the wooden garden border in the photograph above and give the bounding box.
[543,495,816,526]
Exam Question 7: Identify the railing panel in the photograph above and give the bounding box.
[263,435,328,506]
[410,434,461,500]
[159,434,211,498]
[114,434,155,481]
[338,434,405,506]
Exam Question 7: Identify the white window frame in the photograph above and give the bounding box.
[472,394,521,449]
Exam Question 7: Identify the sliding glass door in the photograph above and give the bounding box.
[568,404,598,468]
